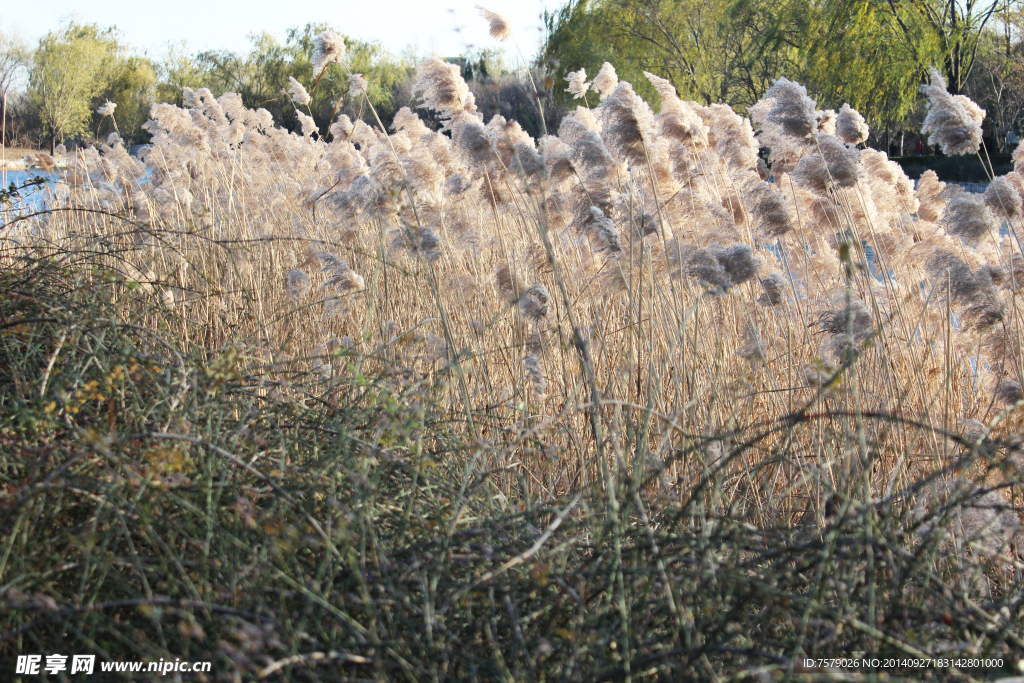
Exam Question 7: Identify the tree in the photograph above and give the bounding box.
[544,0,802,111]
[185,24,409,136]
[792,0,937,132]
[812,0,1002,96]
[0,29,29,147]
[0,30,28,102]
[156,44,204,108]
[30,23,119,149]
[965,8,1024,150]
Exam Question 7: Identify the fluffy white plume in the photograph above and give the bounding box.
[565,68,591,100]
[477,5,512,42]
[592,62,618,100]
[412,57,478,125]
[920,67,984,156]
[312,32,346,78]
[348,73,368,99]
[836,103,869,145]
[288,77,311,106]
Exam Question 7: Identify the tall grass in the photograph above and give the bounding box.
[1,41,1023,681]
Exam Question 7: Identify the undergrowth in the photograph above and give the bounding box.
[1,234,1022,682]
[2,28,1024,682]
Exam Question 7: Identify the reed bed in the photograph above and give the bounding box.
[1,24,1024,680]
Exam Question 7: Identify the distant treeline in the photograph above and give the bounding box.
[3,0,1024,173]
[0,21,557,152]
[543,0,1024,158]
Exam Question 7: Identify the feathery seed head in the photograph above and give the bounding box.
[916,169,947,222]
[792,133,859,192]
[97,100,117,117]
[920,67,984,156]
[518,282,550,322]
[312,31,345,78]
[565,68,591,99]
[942,187,996,246]
[585,206,623,254]
[592,62,618,100]
[925,249,995,306]
[997,379,1024,404]
[822,296,873,339]
[391,107,431,138]
[713,243,760,286]
[391,224,442,262]
[286,269,310,302]
[744,177,793,237]
[758,273,785,306]
[315,250,365,293]
[836,103,869,145]
[703,104,759,170]
[682,247,732,291]
[815,109,836,136]
[984,176,1022,220]
[758,77,818,140]
[348,73,368,99]
[452,113,497,165]
[297,112,317,138]
[598,81,655,167]
[477,5,512,41]
[287,77,311,106]
[523,353,547,396]
[413,57,478,125]
[644,71,707,146]
[1013,138,1024,175]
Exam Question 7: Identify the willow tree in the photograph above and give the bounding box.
[802,0,1002,99]
[98,55,157,142]
[30,23,119,148]
[544,0,802,111]
[796,0,937,129]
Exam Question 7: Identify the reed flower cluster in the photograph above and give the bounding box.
[14,53,1024,611]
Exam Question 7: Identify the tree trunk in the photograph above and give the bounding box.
[2,91,6,188]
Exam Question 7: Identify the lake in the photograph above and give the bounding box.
[1,169,61,210]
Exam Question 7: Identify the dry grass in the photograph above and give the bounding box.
[1,57,1023,681]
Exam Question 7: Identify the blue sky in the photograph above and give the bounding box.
[1,0,557,64]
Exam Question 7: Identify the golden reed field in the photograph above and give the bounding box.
[3,17,1024,681]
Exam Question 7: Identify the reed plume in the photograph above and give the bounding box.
[476,5,512,42]
[920,67,984,156]
[835,103,869,145]
[287,77,311,106]
[312,31,345,78]
[592,62,618,100]
[565,68,591,99]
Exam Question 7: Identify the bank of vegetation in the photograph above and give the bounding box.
[1,7,1024,682]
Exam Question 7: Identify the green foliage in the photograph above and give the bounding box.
[544,0,802,112]
[30,23,119,145]
[794,0,937,124]
[544,0,669,108]
[28,22,156,146]
[154,43,205,108]
[98,55,157,142]
[184,24,410,137]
